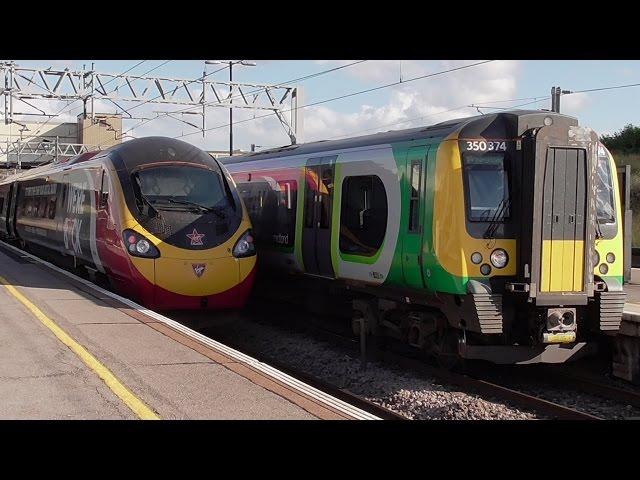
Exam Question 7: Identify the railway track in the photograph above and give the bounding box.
[369,348,602,420]
[211,341,405,421]
[190,311,600,419]
[525,367,640,412]
[236,296,604,420]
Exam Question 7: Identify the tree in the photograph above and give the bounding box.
[601,124,640,153]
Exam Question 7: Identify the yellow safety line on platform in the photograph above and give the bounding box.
[0,275,160,420]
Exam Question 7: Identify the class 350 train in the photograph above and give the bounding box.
[221,110,630,365]
[0,136,257,310]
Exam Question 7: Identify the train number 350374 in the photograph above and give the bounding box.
[465,140,507,152]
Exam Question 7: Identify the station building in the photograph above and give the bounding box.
[0,113,122,176]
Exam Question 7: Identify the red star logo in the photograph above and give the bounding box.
[186,228,205,246]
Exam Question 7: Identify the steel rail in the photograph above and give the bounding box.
[370,349,602,420]
[532,367,640,410]
[248,294,604,420]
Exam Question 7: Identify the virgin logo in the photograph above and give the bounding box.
[186,228,205,246]
[192,264,206,278]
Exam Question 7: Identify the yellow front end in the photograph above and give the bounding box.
[432,135,517,284]
[122,201,256,310]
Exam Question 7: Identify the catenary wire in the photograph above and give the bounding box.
[171,60,495,141]
[116,60,368,142]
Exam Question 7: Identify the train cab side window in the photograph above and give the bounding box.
[0,197,4,216]
[339,175,387,257]
[408,161,421,232]
[99,170,110,208]
[596,155,615,224]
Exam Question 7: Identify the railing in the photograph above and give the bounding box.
[0,138,100,167]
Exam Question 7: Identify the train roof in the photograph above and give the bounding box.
[104,136,218,172]
[0,136,216,184]
[221,110,577,164]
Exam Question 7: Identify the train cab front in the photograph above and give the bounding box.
[446,112,626,364]
[112,137,257,310]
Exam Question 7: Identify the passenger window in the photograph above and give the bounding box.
[304,167,316,228]
[48,198,56,219]
[408,161,421,232]
[318,166,334,229]
[339,175,387,257]
[238,178,298,248]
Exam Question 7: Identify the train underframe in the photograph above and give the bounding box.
[347,280,625,365]
[249,271,619,365]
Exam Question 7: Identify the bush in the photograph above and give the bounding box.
[601,124,640,154]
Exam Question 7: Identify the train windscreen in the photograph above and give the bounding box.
[133,165,231,213]
[463,153,510,221]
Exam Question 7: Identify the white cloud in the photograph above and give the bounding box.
[292,60,521,142]
[180,60,521,150]
[559,92,590,116]
[6,60,522,153]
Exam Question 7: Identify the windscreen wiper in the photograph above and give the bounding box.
[133,173,160,217]
[483,197,510,240]
[167,199,227,219]
[136,192,160,217]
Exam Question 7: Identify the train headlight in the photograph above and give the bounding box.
[122,229,160,259]
[471,252,483,264]
[490,249,508,269]
[233,229,256,258]
[136,239,151,254]
[606,252,615,263]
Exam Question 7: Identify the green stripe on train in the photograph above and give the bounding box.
[383,139,469,295]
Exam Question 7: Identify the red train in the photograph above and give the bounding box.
[0,137,256,310]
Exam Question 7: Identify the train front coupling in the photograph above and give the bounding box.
[542,308,577,344]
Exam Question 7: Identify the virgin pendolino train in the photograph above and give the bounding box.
[0,136,256,310]
[222,110,628,364]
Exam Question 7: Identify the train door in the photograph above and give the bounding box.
[402,145,429,288]
[302,156,336,277]
[539,147,587,292]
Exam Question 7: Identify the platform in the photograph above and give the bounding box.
[0,242,377,420]
[612,271,640,384]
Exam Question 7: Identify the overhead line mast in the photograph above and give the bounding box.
[0,61,301,145]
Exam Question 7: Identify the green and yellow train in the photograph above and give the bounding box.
[222,110,628,364]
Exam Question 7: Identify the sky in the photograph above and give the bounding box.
[3,60,640,152]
